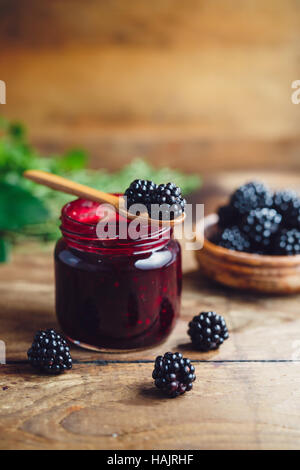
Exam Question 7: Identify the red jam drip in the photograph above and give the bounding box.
[55,198,182,350]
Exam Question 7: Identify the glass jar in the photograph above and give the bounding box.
[54,197,182,350]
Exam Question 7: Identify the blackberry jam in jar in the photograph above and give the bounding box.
[54,198,182,350]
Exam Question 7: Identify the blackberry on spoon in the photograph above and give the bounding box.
[124,179,157,213]
[153,182,186,220]
[124,180,186,220]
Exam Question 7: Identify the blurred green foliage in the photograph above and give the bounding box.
[0,117,201,262]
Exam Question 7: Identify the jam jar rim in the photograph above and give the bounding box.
[60,197,173,253]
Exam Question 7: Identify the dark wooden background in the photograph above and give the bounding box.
[0,0,300,174]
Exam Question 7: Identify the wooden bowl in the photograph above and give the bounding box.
[195,214,300,294]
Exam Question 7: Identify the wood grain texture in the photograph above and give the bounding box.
[1,362,300,450]
[2,246,300,362]
[1,0,298,48]
[2,239,300,364]
[0,1,300,172]
[1,172,300,449]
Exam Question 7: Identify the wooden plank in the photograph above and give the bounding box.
[0,362,300,450]
[32,133,300,175]
[1,2,299,173]
[2,46,298,139]
[1,0,298,47]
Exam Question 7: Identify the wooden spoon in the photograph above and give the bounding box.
[24,170,185,226]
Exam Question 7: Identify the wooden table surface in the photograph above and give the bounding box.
[1,172,300,450]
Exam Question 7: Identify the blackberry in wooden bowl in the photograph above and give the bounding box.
[195,181,300,294]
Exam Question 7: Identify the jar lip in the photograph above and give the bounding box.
[62,198,120,227]
[60,197,171,246]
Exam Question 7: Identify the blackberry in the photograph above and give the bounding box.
[217,204,238,228]
[27,329,72,374]
[152,352,196,398]
[124,180,185,220]
[273,229,300,255]
[153,182,186,220]
[241,208,282,251]
[124,179,157,213]
[230,181,273,216]
[217,226,251,252]
[188,312,229,351]
[272,190,300,228]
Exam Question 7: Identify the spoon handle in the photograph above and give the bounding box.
[23,170,119,207]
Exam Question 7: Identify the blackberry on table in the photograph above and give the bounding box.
[241,207,282,251]
[27,329,72,374]
[273,229,300,255]
[152,352,196,398]
[124,179,157,213]
[188,312,229,352]
[272,190,300,228]
[217,204,238,228]
[217,226,251,252]
[230,181,273,216]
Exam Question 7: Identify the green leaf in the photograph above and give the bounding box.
[56,149,87,172]
[0,182,49,231]
[9,122,25,140]
[0,237,11,263]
